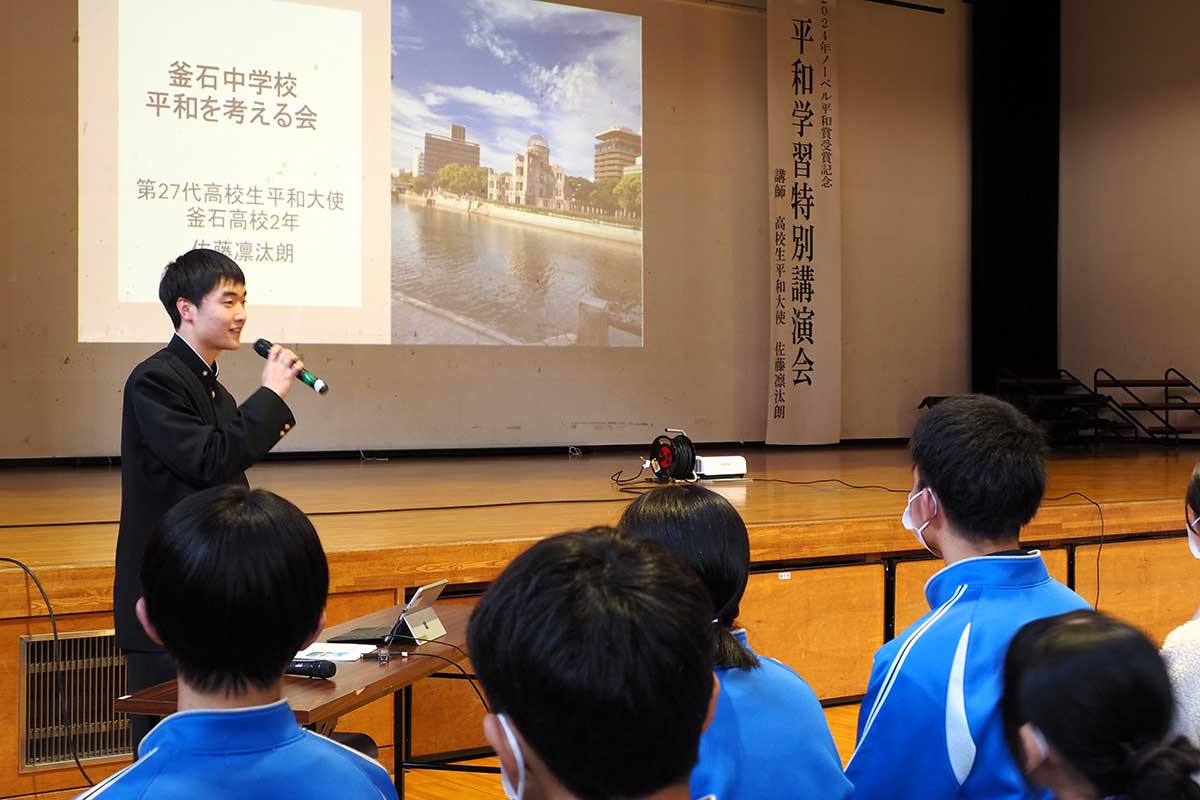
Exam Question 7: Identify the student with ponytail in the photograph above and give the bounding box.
[618,484,852,800]
[1003,610,1200,800]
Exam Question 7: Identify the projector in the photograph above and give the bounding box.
[694,455,747,480]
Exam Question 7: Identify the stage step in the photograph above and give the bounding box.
[1095,379,1192,388]
[1147,426,1200,435]
[998,377,1079,387]
[1120,402,1200,411]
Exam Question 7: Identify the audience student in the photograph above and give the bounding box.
[619,484,852,800]
[467,527,720,800]
[77,486,397,800]
[1004,610,1200,800]
[845,394,1090,799]
[1160,459,1200,744]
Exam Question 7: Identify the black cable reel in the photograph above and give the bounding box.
[649,428,696,482]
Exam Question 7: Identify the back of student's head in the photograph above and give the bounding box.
[1186,459,1200,517]
[468,526,715,798]
[618,483,758,671]
[1003,610,1200,800]
[158,248,245,329]
[140,485,329,695]
[910,393,1046,542]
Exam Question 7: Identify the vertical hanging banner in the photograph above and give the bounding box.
[766,0,842,444]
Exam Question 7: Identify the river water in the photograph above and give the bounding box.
[391,200,642,345]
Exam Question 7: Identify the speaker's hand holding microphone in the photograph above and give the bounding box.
[254,338,329,399]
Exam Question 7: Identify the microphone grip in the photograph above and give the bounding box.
[286,659,337,679]
[297,368,329,395]
[254,338,329,395]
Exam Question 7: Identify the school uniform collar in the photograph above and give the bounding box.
[924,550,1049,608]
[168,333,220,387]
[138,698,302,757]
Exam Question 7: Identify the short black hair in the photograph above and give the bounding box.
[141,486,329,695]
[468,527,715,798]
[1003,611,1200,800]
[1186,460,1200,519]
[910,394,1047,543]
[158,249,245,329]
[618,484,758,670]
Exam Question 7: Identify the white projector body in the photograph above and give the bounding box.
[694,455,747,480]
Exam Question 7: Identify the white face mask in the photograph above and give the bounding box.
[902,487,940,556]
[1188,516,1200,560]
[497,713,526,800]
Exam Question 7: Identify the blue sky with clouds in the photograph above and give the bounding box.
[391,0,641,180]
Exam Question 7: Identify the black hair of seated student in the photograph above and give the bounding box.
[1185,459,1200,519]
[468,526,716,799]
[618,483,759,670]
[158,248,246,329]
[140,485,329,695]
[910,393,1047,543]
[1003,610,1200,800]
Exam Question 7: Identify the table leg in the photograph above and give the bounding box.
[404,685,414,766]
[393,687,406,798]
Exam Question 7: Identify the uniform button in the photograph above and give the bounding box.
[210,390,216,399]
[279,430,286,438]
[284,423,292,431]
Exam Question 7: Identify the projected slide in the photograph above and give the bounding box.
[78,0,639,347]
[78,0,390,344]
[390,1,643,347]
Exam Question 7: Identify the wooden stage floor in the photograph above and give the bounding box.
[3,443,1199,570]
[0,442,1196,618]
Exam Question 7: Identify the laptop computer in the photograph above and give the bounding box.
[327,579,449,646]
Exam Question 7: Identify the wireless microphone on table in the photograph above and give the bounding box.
[285,659,337,679]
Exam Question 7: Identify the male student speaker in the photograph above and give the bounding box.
[114,248,304,748]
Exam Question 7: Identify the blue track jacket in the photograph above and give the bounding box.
[73,700,397,799]
[845,552,1089,799]
[691,630,854,800]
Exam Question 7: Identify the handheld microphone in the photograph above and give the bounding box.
[254,338,329,395]
[285,658,337,679]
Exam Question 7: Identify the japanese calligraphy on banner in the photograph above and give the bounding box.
[766,0,842,444]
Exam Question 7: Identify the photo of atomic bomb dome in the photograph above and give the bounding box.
[389,0,643,347]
